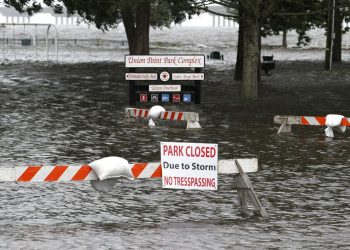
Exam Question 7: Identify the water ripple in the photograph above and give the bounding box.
[0,62,349,248]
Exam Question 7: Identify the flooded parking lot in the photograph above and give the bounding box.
[0,61,349,249]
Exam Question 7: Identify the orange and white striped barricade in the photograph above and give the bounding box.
[125,108,149,121]
[124,108,201,129]
[0,157,266,217]
[160,111,200,129]
[274,115,350,135]
[0,158,258,182]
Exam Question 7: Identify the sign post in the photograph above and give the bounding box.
[161,142,218,190]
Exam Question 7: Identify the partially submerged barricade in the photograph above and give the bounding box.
[125,107,201,129]
[0,156,267,217]
[274,114,349,137]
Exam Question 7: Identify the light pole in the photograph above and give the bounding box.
[329,0,335,70]
[325,0,335,71]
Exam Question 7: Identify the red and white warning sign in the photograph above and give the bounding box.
[140,94,148,102]
[172,94,181,102]
[161,142,218,190]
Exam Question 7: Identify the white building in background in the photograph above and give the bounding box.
[0,7,82,25]
[208,5,237,28]
[181,12,236,28]
[179,5,237,28]
[0,5,237,28]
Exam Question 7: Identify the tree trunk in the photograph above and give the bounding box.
[134,0,150,54]
[282,29,287,49]
[234,8,244,81]
[121,0,150,55]
[121,1,135,53]
[241,11,259,99]
[332,0,342,62]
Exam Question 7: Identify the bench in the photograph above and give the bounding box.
[207,51,224,60]
[261,55,276,74]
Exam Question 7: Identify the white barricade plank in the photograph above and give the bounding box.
[124,107,201,129]
[15,165,97,182]
[274,115,301,125]
[275,115,350,136]
[125,108,149,118]
[274,115,350,126]
[0,159,258,182]
[160,111,199,122]
[125,108,200,122]
[218,159,258,174]
[0,157,266,217]
[0,168,15,182]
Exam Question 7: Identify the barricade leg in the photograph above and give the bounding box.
[187,120,201,129]
[277,117,292,134]
[233,160,268,217]
[123,115,138,123]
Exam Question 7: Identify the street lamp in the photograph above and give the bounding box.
[328,0,335,71]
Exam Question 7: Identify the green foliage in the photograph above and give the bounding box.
[7,0,350,48]
[339,0,350,33]
[261,0,327,46]
[150,0,200,28]
[4,0,200,30]
[262,0,350,46]
[4,0,42,15]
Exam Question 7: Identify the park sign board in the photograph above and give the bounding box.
[125,55,205,68]
[125,54,204,105]
[161,142,218,191]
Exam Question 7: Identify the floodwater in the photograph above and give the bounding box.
[0,60,349,249]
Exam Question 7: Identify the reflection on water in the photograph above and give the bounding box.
[0,62,349,249]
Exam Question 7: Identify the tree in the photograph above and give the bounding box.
[197,0,277,98]
[234,3,244,81]
[238,0,278,99]
[4,0,198,55]
[331,0,350,63]
[263,1,325,48]
[121,0,151,55]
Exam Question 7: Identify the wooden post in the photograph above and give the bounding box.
[194,67,201,104]
[233,160,268,217]
[129,68,136,106]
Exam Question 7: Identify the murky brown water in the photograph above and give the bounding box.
[0,61,349,249]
